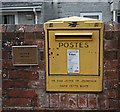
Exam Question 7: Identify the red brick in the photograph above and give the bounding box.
[39,90,49,108]
[2,69,8,79]
[28,80,45,89]
[39,61,45,70]
[67,94,77,109]
[108,90,118,98]
[88,94,97,108]
[109,31,120,39]
[30,66,41,71]
[118,101,120,111]
[98,94,107,109]
[7,51,12,59]
[113,31,120,39]
[24,32,34,44]
[108,79,119,89]
[6,32,15,41]
[7,89,37,98]
[118,90,120,99]
[117,50,120,59]
[35,32,44,39]
[6,59,13,68]
[2,90,7,97]
[4,108,29,112]
[104,51,117,60]
[9,70,39,80]
[104,31,119,40]
[104,60,119,71]
[103,74,107,80]
[36,39,44,49]
[12,66,31,70]
[104,31,110,40]
[2,59,13,68]
[34,24,43,32]
[118,38,120,49]
[40,51,44,60]
[109,99,119,108]
[105,71,119,80]
[25,32,34,38]
[78,94,87,108]
[24,25,34,32]
[31,61,45,71]
[105,40,118,50]
[59,93,67,108]
[50,94,59,108]
[103,79,108,89]
[3,80,29,88]
[3,98,32,107]
[17,32,24,39]
[32,96,39,107]
[2,59,7,68]
[2,50,8,59]
[118,60,120,71]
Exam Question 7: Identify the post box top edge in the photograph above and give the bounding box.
[45,16,103,24]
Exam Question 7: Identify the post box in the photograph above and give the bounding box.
[44,16,104,92]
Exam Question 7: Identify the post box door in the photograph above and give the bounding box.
[48,29,100,76]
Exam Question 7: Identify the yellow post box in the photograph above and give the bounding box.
[44,16,104,92]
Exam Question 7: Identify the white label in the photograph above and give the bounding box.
[67,50,79,73]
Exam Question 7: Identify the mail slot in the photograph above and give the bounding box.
[55,33,93,40]
[44,16,104,92]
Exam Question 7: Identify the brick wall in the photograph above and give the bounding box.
[1,23,120,111]
[103,23,120,111]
